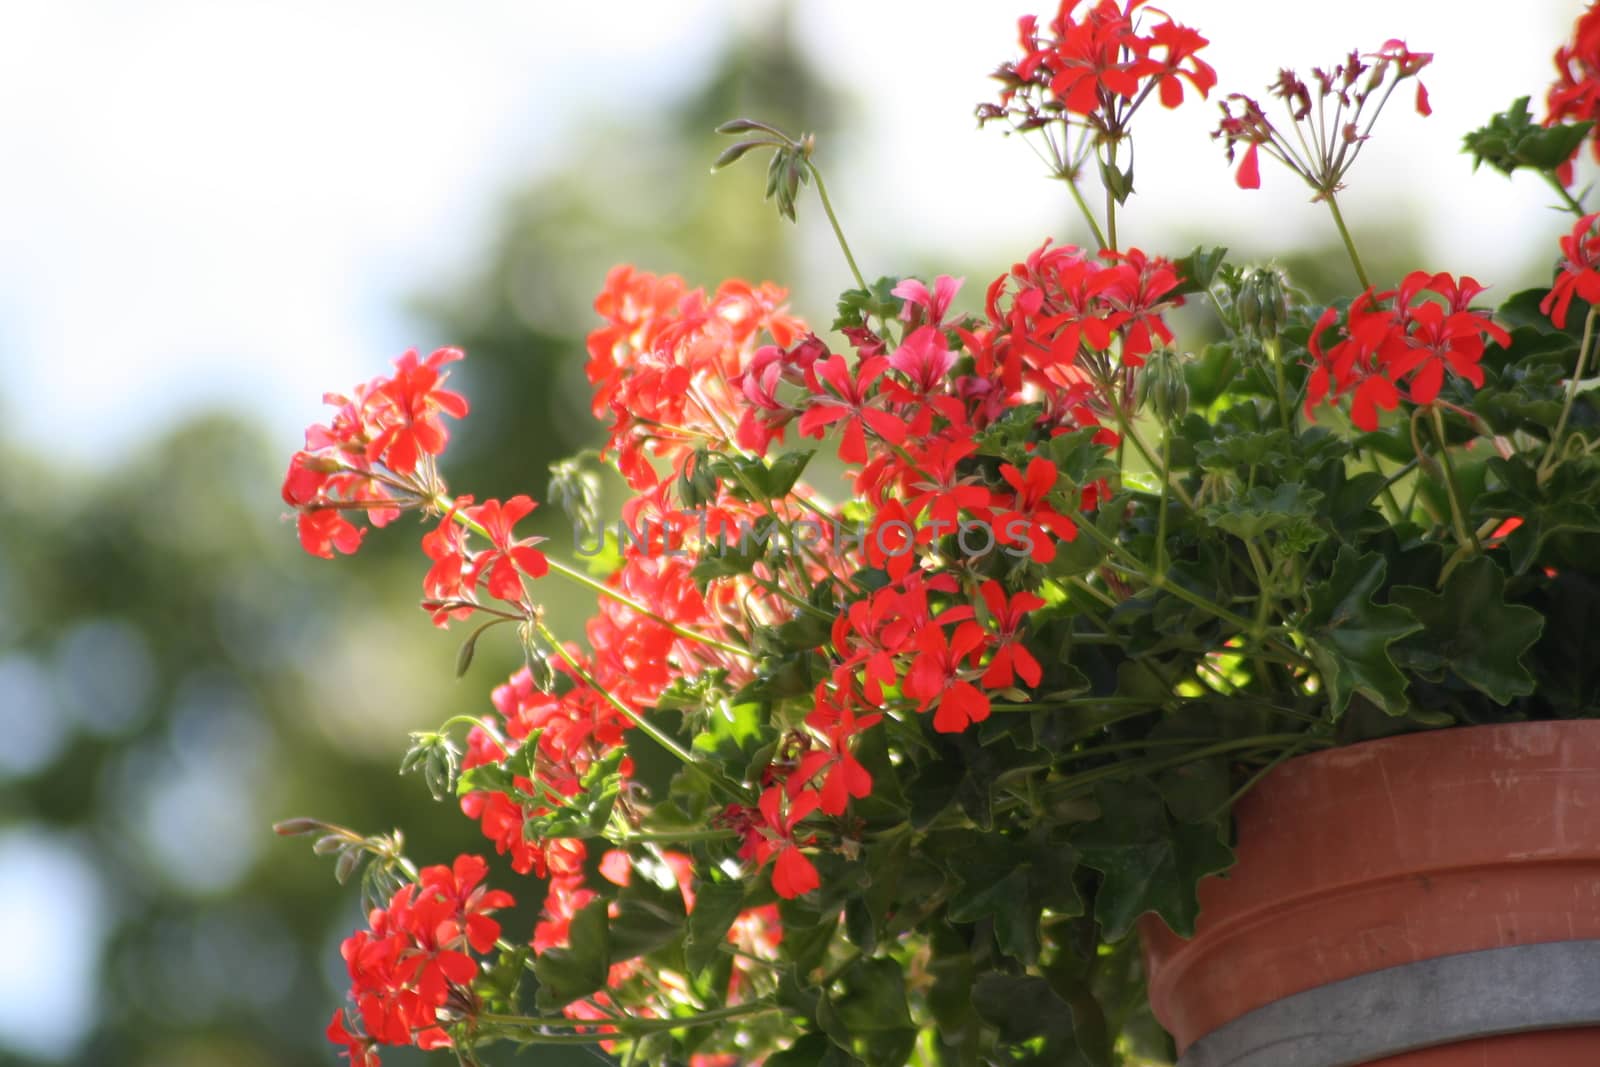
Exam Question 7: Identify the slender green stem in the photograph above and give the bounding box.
[1065,574,1120,611]
[1064,175,1110,252]
[1266,336,1291,432]
[1539,304,1600,484]
[1206,734,1322,821]
[1046,733,1332,801]
[1113,407,1194,509]
[1070,518,1311,667]
[1103,142,1119,252]
[545,558,750,659]
[1365,450,1406,525]
[806,161,868,293]
[609,827,736,846]
[478,1001,777,1040]
[1155,430,1172,579]
[535,621,748,802]
[1429,406,1479,554]
[1324,193,1371,291]
[1543,171,1588,218]
[437,494,751,658]
[434,715,509,757]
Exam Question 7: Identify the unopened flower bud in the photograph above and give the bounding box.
[1136,347,1190,421]
[1241,268,1288,340]
[1235,284,1261,334]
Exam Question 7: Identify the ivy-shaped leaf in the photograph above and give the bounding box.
[685,879,747,974]
[1478,456,1600,574]
[1075,781,1233,941]
[1463,97,1594,176]
[971,973,1099,1066]
[1301,548,1421,716]
[1171,245,1228,298]
[833,276,905,332]
[1392,556,1545,704]
[1202,482,1325,542]
[767,1032,863,1067]
[819,958,918,1067]
[533,897,609,1010]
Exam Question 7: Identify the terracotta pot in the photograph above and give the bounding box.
[1140,721,1600,1066]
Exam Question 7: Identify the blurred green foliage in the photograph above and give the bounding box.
[0,8,833,1066]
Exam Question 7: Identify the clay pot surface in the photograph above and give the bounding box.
[1141,721,1600,1064]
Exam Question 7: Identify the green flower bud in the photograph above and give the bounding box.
[1137,347,1190,422]
[1235,282,1261,334]
[1241,268,1288,340]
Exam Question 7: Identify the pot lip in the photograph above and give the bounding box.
[1254,718,1600,780]
[1142,718,1600,1048]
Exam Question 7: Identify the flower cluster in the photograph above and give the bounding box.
[1215,42,1431,194]
[1543,212,1600,328]
[1307,272,1512,429]
[281,347,468,558]
[1548,3,1600,184]
[279,6,1600,1067]
[978,0,1214,143]
[327,855,512,1064]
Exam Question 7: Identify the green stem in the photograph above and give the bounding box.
[1155,430,1172,579]
[1046,734,1332,801]
[1266,336,1291,432]
[806,161,868,293]
[1065,176,1110,252]
[1072,520,1263,640]
[478,1001,777,1040]
[535,621,748,802]
[1103,141,1119,252]
[1324,192,1371,292]
[1366,451,1406,524]
[609,827,736,846]
[1543,170,1588,218]
[1429,406,1479,554]
[1206,734,1322,821]
[438,495,751,658]
[1112,407,1194,509]
[545,558,750,659]
[1539,304,1600,484]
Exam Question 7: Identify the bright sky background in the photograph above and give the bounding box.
[0,0,1587,1059]
[0,1,1583,466]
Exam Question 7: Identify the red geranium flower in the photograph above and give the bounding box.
[464,496,549,603]
[1542,212,1600,329]
[798,354,908,464]
[366,347,470,475]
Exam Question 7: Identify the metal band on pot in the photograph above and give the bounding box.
[1177,939,1600,1067]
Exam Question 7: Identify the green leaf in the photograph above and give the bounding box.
[685,879,747,974]
[765,449,817,498]
[1194,429,1292,473]
[972,974,1096,1065]
[533,898,609,1010]
[1172,246,1228,298]
[1202,482,1325,542]
[821,958,918,1067]
[1099,158,1134,205]
[1463,97,1593,176]
[833,276,904,332]
[1301,548,1422,716]
[1495,287,1590,338]
[779,897,839,979]
[1076,782,1233,941]
[1392,556,1545,704]
[1479,457,1600,574]
[767,1033,863,1067]
[608,898,685,963]
[949,866,1038,962]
